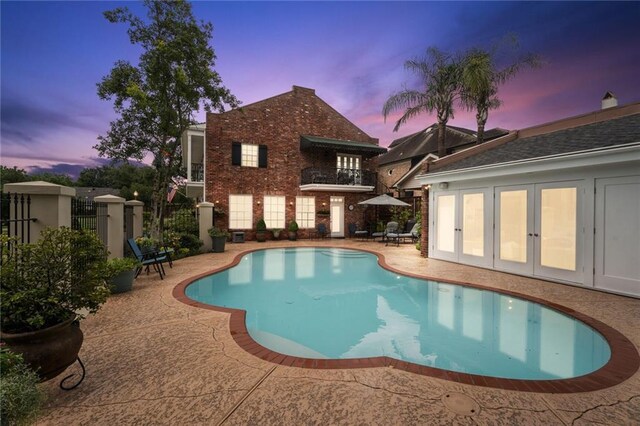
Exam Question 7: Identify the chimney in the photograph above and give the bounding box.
[601,91,618,109]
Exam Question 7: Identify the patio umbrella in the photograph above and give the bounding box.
[358,194,410,207]
[358,194,410,232]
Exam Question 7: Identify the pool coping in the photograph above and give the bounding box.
[172,246,640,393]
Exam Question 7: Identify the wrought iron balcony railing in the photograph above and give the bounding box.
[190,163,204,182]
[301,167,377,187]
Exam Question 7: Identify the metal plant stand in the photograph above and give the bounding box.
[59,357,85,390]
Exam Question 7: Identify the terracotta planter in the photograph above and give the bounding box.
[1,318,83,382]
[110,269,136,293]
[256,231,267,242]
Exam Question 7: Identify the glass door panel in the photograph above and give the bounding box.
[540,188,577,271]
[499,190,529,263]
[462,193,484,256]
[494,186,534,275]
[436,194,456,253]
[535,182,583,283]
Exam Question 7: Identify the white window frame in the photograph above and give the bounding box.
[296,196,315,229]
[229,194,253,229]
[264,195,285,229]
[241,144,258,167]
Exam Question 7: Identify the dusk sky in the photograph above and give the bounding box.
[1,1,639,177]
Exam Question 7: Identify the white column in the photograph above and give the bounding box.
[125,200,144,239]
[95,195,125,259]
[3,181,75,243]
[198,202,214,252]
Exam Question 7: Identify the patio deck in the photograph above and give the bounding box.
[38,240,640,425]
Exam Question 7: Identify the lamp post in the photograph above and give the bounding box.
[133,191,138,200]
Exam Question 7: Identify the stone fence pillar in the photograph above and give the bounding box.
[95,195,125,259]
[125,200,144,239]
[198,202,214,252]
[3,181,75,243]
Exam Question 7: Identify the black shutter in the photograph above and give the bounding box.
[258,144,268,168]
[231,142,241,165]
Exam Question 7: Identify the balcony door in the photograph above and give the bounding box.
[337,154,361,185]
[495,182,583,283]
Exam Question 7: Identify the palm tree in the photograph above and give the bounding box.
[461,37,541,144]
[383,47,461,158]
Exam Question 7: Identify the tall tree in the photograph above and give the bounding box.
[96,0,238,237]
[461,36,541,144]
[383,47,461,158]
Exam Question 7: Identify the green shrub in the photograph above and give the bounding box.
[288,220,299,232]
[208,227,229,238]
[1,228,110,333]
[106,257,140,276]
[0,348,44,426]
[256,218,267,232]
[163,208,198,234]
[177,233,202,255]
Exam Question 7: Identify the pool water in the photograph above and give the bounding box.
[185,248,611,380]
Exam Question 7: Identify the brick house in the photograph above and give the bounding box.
[200,85,386,240]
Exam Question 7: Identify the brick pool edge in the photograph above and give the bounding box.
[172,246,639,393]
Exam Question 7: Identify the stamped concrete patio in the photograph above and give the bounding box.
[38,240,640,425]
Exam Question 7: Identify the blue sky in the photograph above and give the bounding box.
[1,1,639,177]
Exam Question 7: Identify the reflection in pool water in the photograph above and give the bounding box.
[185,248,610,380]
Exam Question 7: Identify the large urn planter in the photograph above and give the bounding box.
[110,268,137,293]
[1,318,83,382]
[212,236,227,253]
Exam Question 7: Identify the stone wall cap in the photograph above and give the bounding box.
[124,200,145,206]
[198,202,214,207]
[3,181,76,197]
[94,194,126,203]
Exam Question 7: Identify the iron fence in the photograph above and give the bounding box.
[71,197,108,247]
[1,192,37,244]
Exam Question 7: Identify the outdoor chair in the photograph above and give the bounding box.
[127,238,168,280]
[371,221,398,242]
[348,223,369,240]
[386,222,420,247]
[311,223,329,239]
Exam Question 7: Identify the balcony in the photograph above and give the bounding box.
[190,163,204,182]
[300,167,377,192]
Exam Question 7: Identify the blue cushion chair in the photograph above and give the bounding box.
[127,238,169,280]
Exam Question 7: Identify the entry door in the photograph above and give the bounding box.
[495,183,583,282]
[431,189,491,266]
[330,196,344,238]
[594,176,640,296]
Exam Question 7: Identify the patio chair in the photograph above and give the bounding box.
[348,223,369,240]
[127,238,168,280]
[371,221,398,242]
[311,223,329,239]
[386,222,420,247]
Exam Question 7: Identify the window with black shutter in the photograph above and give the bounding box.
[231,142,241,165]
[258,144,268,168]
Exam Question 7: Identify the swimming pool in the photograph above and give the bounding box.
[184,248,613,381]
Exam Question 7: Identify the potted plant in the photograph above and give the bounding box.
[0,348,44,425]
[288,220,299,241]
[106,257,141,294]
[0,228,111,382]
[208,227,229,253]
[271,228,282,240]
[255,218,267,242]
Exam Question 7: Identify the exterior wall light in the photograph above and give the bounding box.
[438,182,449,190]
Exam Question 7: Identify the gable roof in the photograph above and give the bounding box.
[379,124,508,166]
[430,106,640,174]
[300,135,387,156]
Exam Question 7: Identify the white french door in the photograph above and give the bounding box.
[330,196,344,238]
[495,182,583,283]
[432,189,491,267]
[594,176,640,296]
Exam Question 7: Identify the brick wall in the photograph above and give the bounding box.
[206,86,381,239]
[377,160,412,193]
